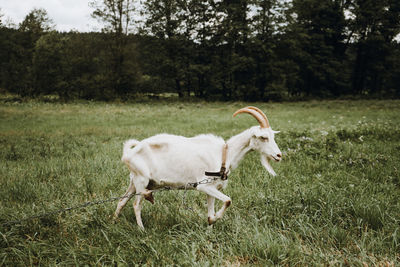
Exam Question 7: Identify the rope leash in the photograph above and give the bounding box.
[1,176,222,227]
[2,144,229,227]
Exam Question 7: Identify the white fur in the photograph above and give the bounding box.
[114,125,282,229]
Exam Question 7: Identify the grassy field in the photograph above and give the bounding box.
[0,99,399,266]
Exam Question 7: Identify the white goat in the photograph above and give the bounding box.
[114,106,282,229]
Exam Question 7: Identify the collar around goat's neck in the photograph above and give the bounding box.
[205,143,229,180]
[221,143,228,169]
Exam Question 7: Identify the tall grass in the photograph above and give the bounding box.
[0,100,399,265]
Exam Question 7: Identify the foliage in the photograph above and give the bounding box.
[0,100,399,265]
[90,0,139,97]
[0,2,400,100]
[0,8,3,26]
[19,8,55,35]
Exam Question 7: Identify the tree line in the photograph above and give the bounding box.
[1,0,399,101]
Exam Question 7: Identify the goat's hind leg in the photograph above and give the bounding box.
[133,194,145,229]
[114,173,136,219]
[131,176,150,230]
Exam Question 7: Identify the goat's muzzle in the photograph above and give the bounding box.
[270,153,282,162]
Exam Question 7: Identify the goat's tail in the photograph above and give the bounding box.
[122,139,140,161]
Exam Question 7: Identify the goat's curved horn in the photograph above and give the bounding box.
[247,106,270,128]
[233,107,268,128]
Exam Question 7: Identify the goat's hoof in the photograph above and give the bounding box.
[111,216,119,224]
[208,216,216,225]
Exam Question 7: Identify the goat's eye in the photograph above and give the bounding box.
[261,136,269,142]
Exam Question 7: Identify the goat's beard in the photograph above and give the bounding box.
[260,154,277,176]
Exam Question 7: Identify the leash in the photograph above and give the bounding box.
[1,177,223,227]
[2,144,230,226]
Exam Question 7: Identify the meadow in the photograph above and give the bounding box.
[0,99,399,266]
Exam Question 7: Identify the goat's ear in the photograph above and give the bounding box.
[260,155,276,176]
[273,130,280,134]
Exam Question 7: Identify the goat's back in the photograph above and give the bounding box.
[122,133,225,184]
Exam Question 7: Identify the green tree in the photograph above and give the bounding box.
[286,0,348,97]
[174,0,220,98]
[19,8,54,34]
[62,32,110,99]
[347,0,400,95]
[247,0,288,100]
[142,0,191,97]
[90,0,138,97]
[32,32,66,97]
[7,8,55,96]
[210,0,251,100]
[0,8,3,27]
[0,28,21,92]
[385,43,400,96]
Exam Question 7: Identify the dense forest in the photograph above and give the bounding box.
[1,0,400,101]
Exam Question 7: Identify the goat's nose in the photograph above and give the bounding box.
[276,153,282,159]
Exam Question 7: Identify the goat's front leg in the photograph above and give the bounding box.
[207,195,216,225]
[197,185,231,225]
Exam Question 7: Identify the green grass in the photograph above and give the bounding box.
[0,99,399,266]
